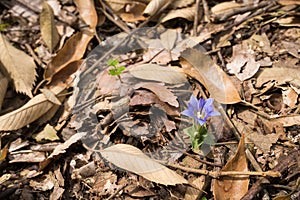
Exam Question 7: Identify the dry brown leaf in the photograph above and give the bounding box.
[0,86,65,131]
[247,132,279,154]
[282,86,298,107]
[74,0,98,30]
[211,2,242,15]
[274,17,300,27]
[0,34,37,97]
[256,68,300,88]
[129,64,187,84]
[9,151,46,163]
[39,132,87,171]
[135,82,179,107]
[44,30,93,82]
[34,124,60,142]
[161,5,195,23]
[119,2,147,22]
[271,115,300,127]
[0,71,8,111]
[226,43,260,81]
[160,29,177,51]
[169,0,195,9]
[277,0,300,5]
[40,0,60,52]
[213,135,249,200]
[181,48,241,104]
[143,0,170,17]
[100,144,188,185]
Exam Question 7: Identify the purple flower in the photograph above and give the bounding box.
[182,96,220,125]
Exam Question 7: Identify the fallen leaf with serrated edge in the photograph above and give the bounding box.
[0,34,36,97]
[100,144,188,185]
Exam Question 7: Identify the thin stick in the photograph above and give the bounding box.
[165,163,281,178]
[193,0,201,36]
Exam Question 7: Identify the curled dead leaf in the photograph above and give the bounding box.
[74,0,98,30]
[44,30,93,82]
[181,48,241,104]
[40,0,60,52]
[213,135,249,200]
[0,86,65,131]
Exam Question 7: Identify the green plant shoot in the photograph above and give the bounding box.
[107,59,126,79]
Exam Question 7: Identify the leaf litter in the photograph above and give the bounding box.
[0,0,299,199]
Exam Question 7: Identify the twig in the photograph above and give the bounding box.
[193,0,201,36]
[202,0,210,23]
[164,162,281,178]
[98,0,130,33]
[106,183,127,200]
[242,150,299,200]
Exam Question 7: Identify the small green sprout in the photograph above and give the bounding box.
[0,23,9,31]
[107,59,126,80]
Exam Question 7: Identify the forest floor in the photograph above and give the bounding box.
[0,0,299,199]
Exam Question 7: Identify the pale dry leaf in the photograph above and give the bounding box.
[119,2,147,22]
[274,17,300,27]
[277,0,300,5]
[247,132,279,154]
[226,43,260,81]
[160,29,177,50]
[9,151,46,163]
[181,48,241,104]
[211,2,242,15]
[161,5,195,23]
[0,34,37,97]
[271,115,300,127]
[74,0,98,30]
[256,68,300,88]
[29,174,55,191]
[0,86,65,131]
[41,88,62,105]
[282,41,300,58]
[282,87,298,107]
[40,0,60,52]
[213,135,249,200]
[129,64,187,84]
[34,124,60,142]
[143,0,170,17]
[0,71,8,111]
[39,132,87,170]
[100,144,188,185]
[105,0,126,12]
[44,30,93,81]
[50,186,64,200]
[135,82,179,107]
[169,0,195,9]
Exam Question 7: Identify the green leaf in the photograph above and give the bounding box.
[0,23,9,31]
[107,59,119,67]
[184,125,208,150]
[108,66,125,76]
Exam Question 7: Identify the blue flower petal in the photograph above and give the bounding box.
[181,109,194,118]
